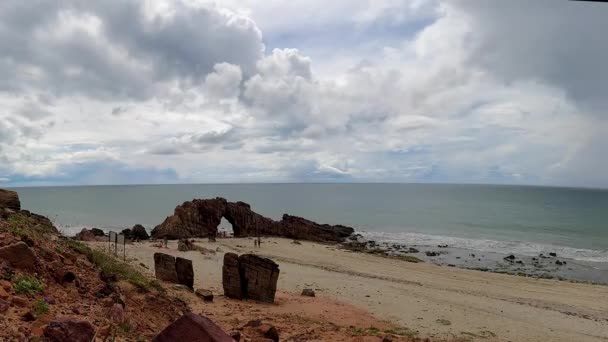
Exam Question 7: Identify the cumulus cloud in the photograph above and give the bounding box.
[1,0,607,187]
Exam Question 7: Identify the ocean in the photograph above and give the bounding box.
[11,183,608,264]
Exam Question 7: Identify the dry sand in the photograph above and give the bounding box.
[100,237,608,341]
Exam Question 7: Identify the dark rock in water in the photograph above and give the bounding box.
[301,288,315,297]
[470,253,476,257]
[176,257,194,290]
[0,242,37,270]
[549,252,557,257]
[222,253,279,303]
[154,253,179,284]
[504,254,516,261]
[447,264,456,267]
[556,260,564,265]
[153,313,234,342]
[131,224,150,240]
[151,197,354,243]
[195,289,214,302]
[437,244,448,248]
[409,248,420,253]
[90,228,105,236]
[425,251,439,257]
[44,318,95,342]
[515,260,524,265]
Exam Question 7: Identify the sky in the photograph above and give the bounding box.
[1,0,607,188]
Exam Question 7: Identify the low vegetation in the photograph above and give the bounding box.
[62,239,158,291]
[12,275,44,294]
[32,300,49,316]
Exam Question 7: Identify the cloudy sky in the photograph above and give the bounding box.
[1,0,607,187]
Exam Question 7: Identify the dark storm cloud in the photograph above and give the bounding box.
[454,0,608,111]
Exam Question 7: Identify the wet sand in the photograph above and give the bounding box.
[94,237,608,341]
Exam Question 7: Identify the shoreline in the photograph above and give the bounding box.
[91,237,608,341]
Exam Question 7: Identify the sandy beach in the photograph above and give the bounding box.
[93,237,608,341]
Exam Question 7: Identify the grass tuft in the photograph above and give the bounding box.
[63,239,155,291]
[32,299,49,316]
[13,275,44,294]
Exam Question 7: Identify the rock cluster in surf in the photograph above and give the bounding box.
[151,197,354,243]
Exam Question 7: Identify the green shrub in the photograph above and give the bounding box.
[32,300,49,316]
[13,275,44,294]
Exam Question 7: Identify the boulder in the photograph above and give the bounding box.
[222,253,279,303]
[43,318,96,342]
[153,313,235,342]
[110,303,125,324]
[195,289,214,302]
[257,324,279,342]
[222,253,242,300]
[74,228,97,241]
[0,189,20,212]
[425,251,438,257]
[301,289,315,297]
[151,197,354,243]
[0,298,8,313]
[131,224,150,240]
[176,257,194,290]
[154,253,179,284]
[0,242,37,269]
[90,228,105,237]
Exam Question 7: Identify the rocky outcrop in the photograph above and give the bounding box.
[153,313,235,342]
[0,189,20,217]
[43,318,96,342]
[222,253,242,300]
[154,253,179,284]
[175,257,194,290]
[222,253,279,303]
[154,253,194,289]
[0,242,37,270]
[74,228,97,241]
[151,197,354,243]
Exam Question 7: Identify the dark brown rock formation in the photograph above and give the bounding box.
[222,253,242,300]
[222,253,279,303]
[175,257,194,290]
[0,189,20,213]
[75,228,97,241]
[151,197,354,243]
[153,313,235,342]
[154,253,194,289]
[0,242,37,270]
[154,253,179,284]
[43,318,96,342]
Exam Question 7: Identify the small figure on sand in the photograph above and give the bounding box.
[163,237,168,248]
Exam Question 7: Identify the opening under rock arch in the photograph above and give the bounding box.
[218,217,234,237]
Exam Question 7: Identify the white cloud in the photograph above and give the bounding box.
[1,0,607,187]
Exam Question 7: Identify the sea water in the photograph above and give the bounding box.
[12,183,608,264]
